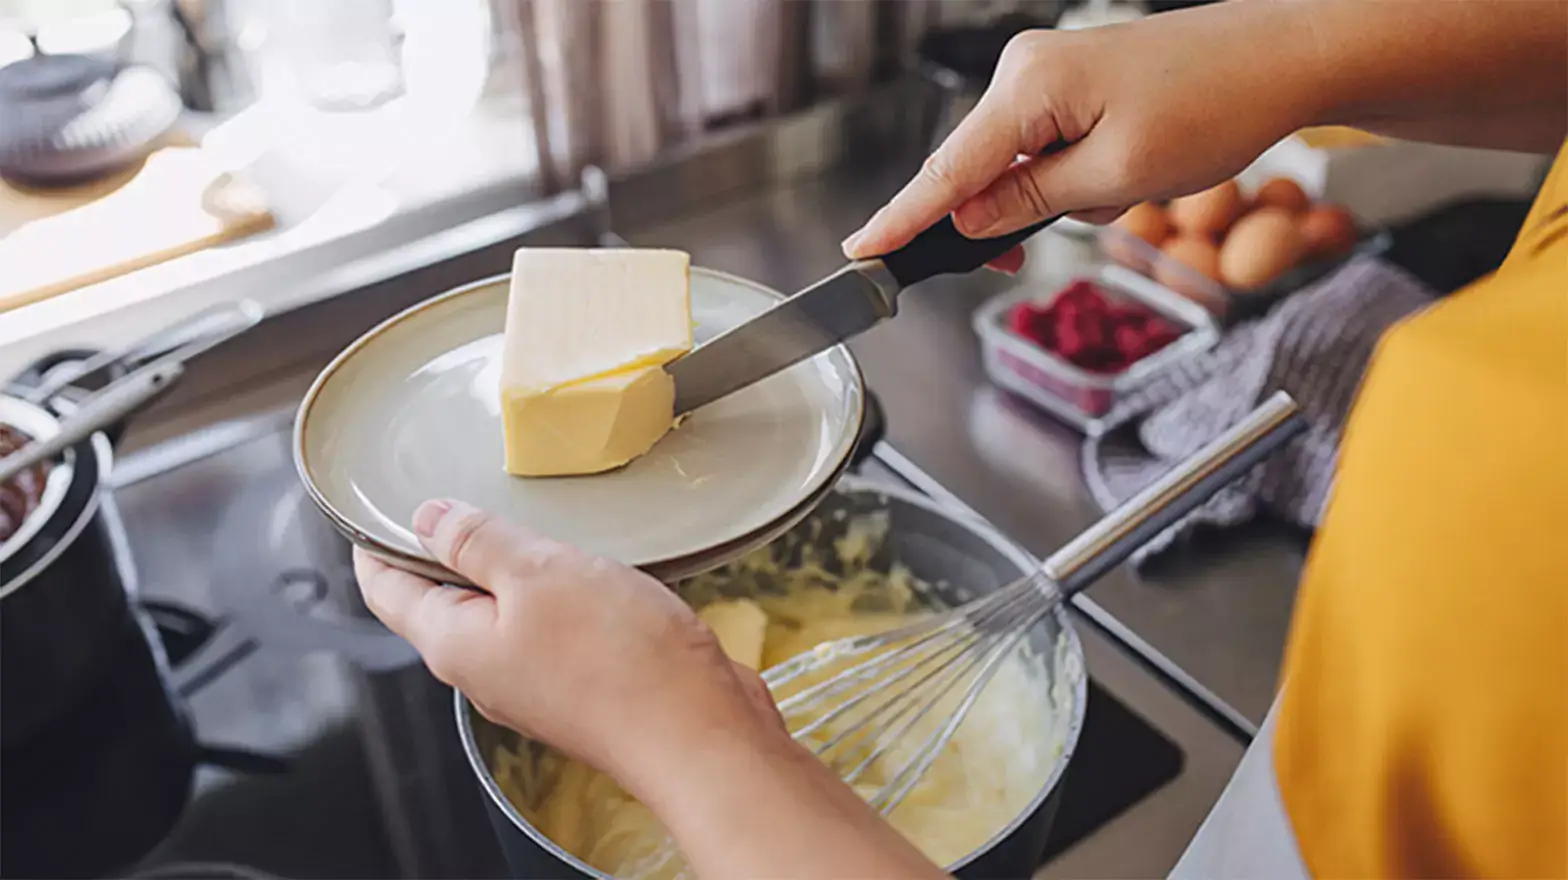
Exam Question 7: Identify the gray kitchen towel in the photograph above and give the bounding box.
[1082,257,1438,565]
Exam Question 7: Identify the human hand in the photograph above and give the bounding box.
[353,499,783,789]
[843,3,1320,266]
[357,501,946,880]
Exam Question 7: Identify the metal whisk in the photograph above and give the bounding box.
[763,391,1306,816]
[629,393,1304,879]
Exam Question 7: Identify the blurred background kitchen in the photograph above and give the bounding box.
[0,1,1553,878]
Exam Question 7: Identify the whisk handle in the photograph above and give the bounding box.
[1044,391,1307,595]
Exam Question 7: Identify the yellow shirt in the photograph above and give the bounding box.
[1274,140,1568,877]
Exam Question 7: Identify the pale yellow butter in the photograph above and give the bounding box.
[696,599,768,671]
[500,248,693,477]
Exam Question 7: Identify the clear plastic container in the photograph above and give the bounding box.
[1097,217,1391,323]
[973,265,1220,435]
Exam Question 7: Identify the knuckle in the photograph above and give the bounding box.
[677,616,725,655]
[1008,170,1055,221]
[407,593,467,682]
[516,535,576,574]
[1019,109,1056,155]
[996,30,1046,74]
[418,642,459,686]
[443,509,493,570]
[584,553,631,581]
[917,150,961,193]
[418,628,470,689]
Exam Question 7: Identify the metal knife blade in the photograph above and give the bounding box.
[667,212,1062,415]
[668,259,899,415]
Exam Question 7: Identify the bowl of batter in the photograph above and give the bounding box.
[456,477,1088,879]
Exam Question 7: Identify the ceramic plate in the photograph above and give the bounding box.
[295,269,864,583]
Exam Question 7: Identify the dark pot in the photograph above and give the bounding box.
[1,309,266,876]
[455,477,1087,880]
[0,606,199,878]
[3,302,262,743]
[0,392,133,746]
[0,371,204,879]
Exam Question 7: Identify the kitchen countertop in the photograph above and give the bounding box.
[63,128,1255,877]
[17,79,1540,879]
[2,96,1301,733]
[0,121,1270,876]
[632,161,1305,731]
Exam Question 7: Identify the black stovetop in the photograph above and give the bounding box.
[101,423,1181,879]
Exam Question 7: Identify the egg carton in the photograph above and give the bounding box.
[1240,133,1551,227]
[1096,211,1391,325]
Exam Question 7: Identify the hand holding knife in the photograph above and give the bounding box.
[667,213,1059,415]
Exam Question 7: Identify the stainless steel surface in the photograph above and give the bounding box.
[630,162,1305,731]
[670,259,896,414]
[110,427,411,879]
[23,299,265,404]
[0,361,182,485]
[768,393,1301,818]
[50,102,1294,874]
[117,298,265,379]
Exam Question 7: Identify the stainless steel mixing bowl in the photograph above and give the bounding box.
[455,476,1088,879]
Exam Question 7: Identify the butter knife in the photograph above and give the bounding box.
[668,214,1058,415]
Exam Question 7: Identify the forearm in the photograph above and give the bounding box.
[623,719,947,880]
[1268,0,1568,152]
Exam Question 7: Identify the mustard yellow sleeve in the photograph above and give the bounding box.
[1273,140,1568,878]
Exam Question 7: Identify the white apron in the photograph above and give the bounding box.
[1168,700,1310,880]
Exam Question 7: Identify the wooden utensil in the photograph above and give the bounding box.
[0,146,274,313]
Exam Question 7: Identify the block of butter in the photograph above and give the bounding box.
[500,248,693,476]
[697,599,768,671]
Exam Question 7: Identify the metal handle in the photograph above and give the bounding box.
[1042,391,1306,594]
[0,361,185,484]
[23,299,263,404]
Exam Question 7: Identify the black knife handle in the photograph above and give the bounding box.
[880,213,1060,288]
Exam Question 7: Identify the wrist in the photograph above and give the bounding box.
[617,706,949,880]
[600,688,797,808]
[1223,0,1343,135]
[1260,0,1394,132]
[1136,0,1334,148]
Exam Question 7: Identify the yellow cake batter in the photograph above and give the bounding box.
[490,512,1069,878]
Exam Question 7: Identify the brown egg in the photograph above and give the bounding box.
[1102,202,1171,271]
[1155,236,1226,313]
[1219,208,1305,290]
[1299,204,1358,259]
[1115,202,1173,248]
[1160,235,1222,282]
[1253,177,1310,214]
[1168,180,1244,236]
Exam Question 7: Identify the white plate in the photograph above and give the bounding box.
[295,268,864,583]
